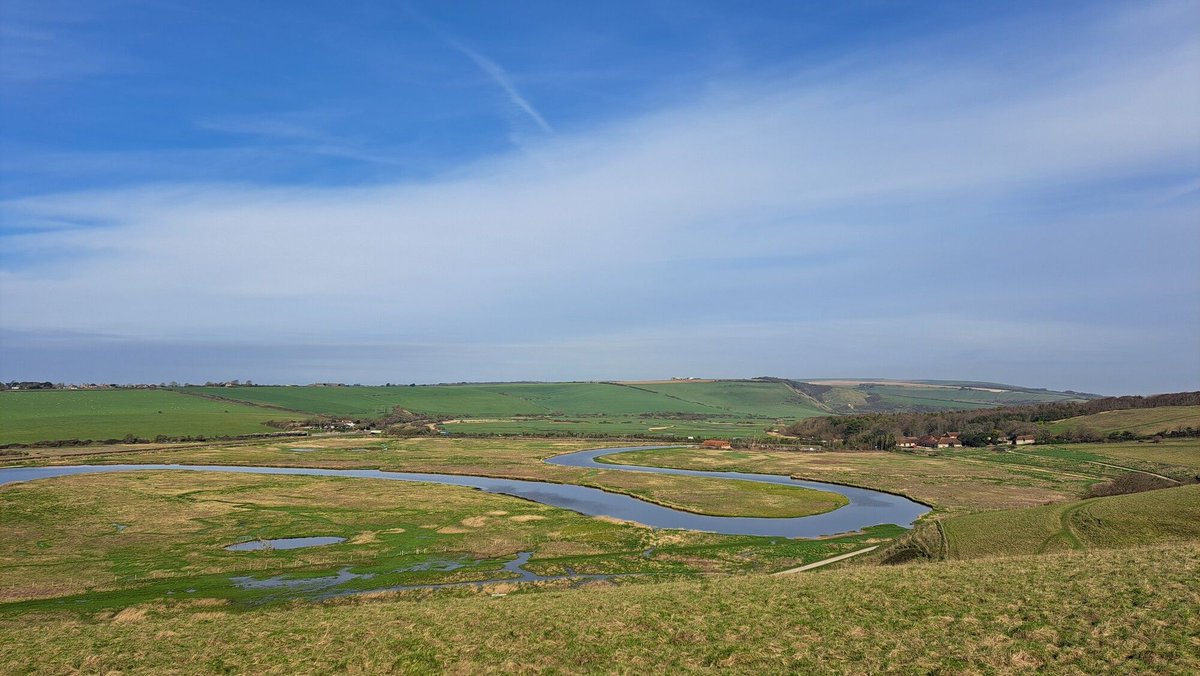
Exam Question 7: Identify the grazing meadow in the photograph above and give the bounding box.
[0,390,286,445]
[1044,404,1200,436]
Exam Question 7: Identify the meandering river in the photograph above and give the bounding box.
[0,446,929,538]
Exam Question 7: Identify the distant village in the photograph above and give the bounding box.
[3,380,257,391]
[895,432,1036,448]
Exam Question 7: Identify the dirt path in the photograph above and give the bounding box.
[771,545,879,575]
[1006,449,1178,483]
[1082,459,1179,483]
[953,453,1102,481]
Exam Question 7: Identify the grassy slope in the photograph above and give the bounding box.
[1012,440,1200,481]
[182,383,732,418]
[808,381,1088,413]
[941,484,1200,559]
[1045,405,1200,435]
[184,382,826,419]
[0,390,285,445]
[181,381,828,439]
[180,385,548,418]
[632,381,827,418]
[440,416,771,438]
[2,544,1195,673]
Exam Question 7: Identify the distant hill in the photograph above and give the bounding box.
[0,378,1102,446]
[1045,405,1200,437]
[761,377,1095,414]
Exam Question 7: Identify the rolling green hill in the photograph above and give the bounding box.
[1,379,1098,446]
[0,390,286,445]
[1044,405,1200,436]
[792,378,1093,413]
[181,381,828,439]
[631,380,827,418]
[939,484,1200,559]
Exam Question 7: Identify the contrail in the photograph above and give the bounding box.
[446,38,554,135]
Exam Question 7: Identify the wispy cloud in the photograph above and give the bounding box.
[195,112,407,166]
[1,1,1197,391]
[0,22,119,83]
[441,37,554,135]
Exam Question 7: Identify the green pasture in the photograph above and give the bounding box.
[1005,440,1200,481]
[181,381,822,420]
[0,390,284,445]
[181,385,546,418]
[441,416,771,438]
[1044,405,1200,436]
[940,484,1200,559]
[856,383,1083,411]
[628,380,827,418]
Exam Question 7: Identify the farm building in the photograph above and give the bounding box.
[936,436,963,448]
[917,435,940,448]
[701,439,733,450]
[896,437,919,448]
[1014,435,1036,445]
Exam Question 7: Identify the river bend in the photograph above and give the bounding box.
[0,446,929,538]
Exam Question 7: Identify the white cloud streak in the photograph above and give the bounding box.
[443,37,554,134]
[1,1,1197,391]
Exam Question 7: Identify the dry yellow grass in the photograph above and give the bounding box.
[1,544,1195,673]
[601,447,1091,510]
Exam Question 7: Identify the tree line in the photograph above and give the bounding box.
[782,391,1200,449]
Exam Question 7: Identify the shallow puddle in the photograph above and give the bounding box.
[225,536,346,551]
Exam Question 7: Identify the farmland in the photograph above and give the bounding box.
[0,390,286,445]
[1044,404,1200,436]
[184,380,827,439]
[0,379,1098,447]
[797,379,1092,413]
[181,381,803,418]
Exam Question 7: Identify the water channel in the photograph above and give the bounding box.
[0,446,929,538]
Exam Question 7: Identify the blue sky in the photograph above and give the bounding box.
[1,1,1197,393]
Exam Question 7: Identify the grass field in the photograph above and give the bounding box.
[0,390,286,445]
[1,543,1194,673]
[1,437,849,520]
[2,434,1197,672]
[0,469,887,610]
[602,440,1200,511]
[940,484,1200,559]
[628,380,827,418]
[803,379,1090,413]
[440,415,772,438]
[1044,405,1200,436]
[600,446,1102,511]
[2,380,1096,446]
[182,383,742,418]
[181,381,825,440]
[859,383,1085,410]
[1008,440,1200,481]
